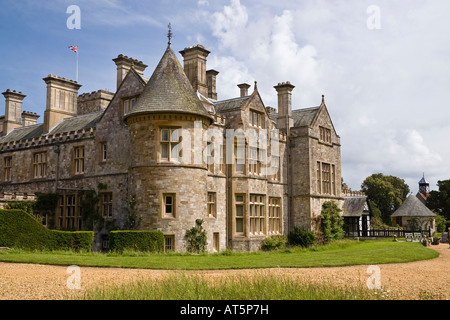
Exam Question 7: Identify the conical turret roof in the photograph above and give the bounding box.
[124,45,212,122]
[391,194,435,217]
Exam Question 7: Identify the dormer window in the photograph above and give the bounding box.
[123,97,137,115]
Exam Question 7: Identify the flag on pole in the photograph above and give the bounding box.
[68,45,79,81]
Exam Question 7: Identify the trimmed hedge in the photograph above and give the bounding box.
[109,230,165,253]
[0,209,93,251]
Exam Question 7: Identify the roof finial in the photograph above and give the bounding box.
[254,80,258,91]
[168,23,173,46]
[322,94,325,104]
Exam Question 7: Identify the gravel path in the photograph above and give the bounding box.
[0,243,448,300]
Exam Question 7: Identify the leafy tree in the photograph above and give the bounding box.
[361,173,410,224]
[426,179,450,220]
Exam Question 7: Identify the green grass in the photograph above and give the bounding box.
[0,239,439,270]
[77,272,390,300]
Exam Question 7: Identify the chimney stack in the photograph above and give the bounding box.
[2,89,26,135]
[237,83,251,97]
[42,75,82,133]
[274,82,295,132]
[112,55,148,91]
[21,111,40,127]
[179,45,210,97]
[206,69,219,100]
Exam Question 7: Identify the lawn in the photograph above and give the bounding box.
[0,239,438,270]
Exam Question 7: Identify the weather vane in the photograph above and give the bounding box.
[168,23,173,46]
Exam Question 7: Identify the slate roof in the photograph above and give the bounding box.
[214,96,251,113]
[267,106,320,128]
[342,196,368,217]
[0,111,103,144]
[391,194,436,217]
[124,45,212,122]
[292,107,320,127]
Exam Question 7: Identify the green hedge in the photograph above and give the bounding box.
[109,230,165,253]
[0,209,93,251]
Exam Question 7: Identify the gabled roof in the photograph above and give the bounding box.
[343,196,368,217]
[124,45,212,122]
[391,194,436,217]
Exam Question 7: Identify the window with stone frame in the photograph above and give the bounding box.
[163,193,176,218]
[100,192,113,218]
[122,97,137,115]
[234,140,245,173]
[271,155,280,181]
[73,146,85,174]
[3,156,12,182]
[268,197,281,234]
[100,142,107,162]
[213,232,219,252]
[33,152,47,178]
[249,194,265,235]
[248,146,258,175]
[160,128,181,162]
[319,126,332,144]
[207,192,216,217]
[206,141,214,173]
[331,164,336,195]
[235,194,245,234]
[58,194,81,230]
[164,235,175,252]
[250,110,264,128]
[322,163,331,194]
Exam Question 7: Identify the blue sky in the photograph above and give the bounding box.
[1,0,450,192]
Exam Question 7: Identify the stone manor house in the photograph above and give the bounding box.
[0,39,347,252]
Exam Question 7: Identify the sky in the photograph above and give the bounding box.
[0,0,449,193]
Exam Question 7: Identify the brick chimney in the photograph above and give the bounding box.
[274,82,295,132]
[206,69,219,100]
[179,45,210,97]
[112,55,148,91]
[237,83,251,97]
[42,75,82,133]
[2,89,26,135]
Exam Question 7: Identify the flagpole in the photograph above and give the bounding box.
[76,49,78,82]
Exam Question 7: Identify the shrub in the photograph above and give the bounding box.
[185,219,207,253]
[288,227,316,248]
[312,201,344,244]
[0,209,93,251]
[261,235,287,251]
[109,230,164,253]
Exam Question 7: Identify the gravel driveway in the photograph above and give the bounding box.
[0,243,448,300]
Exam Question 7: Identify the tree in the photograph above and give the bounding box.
[426,179,450,220]
[361,173,410,225]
